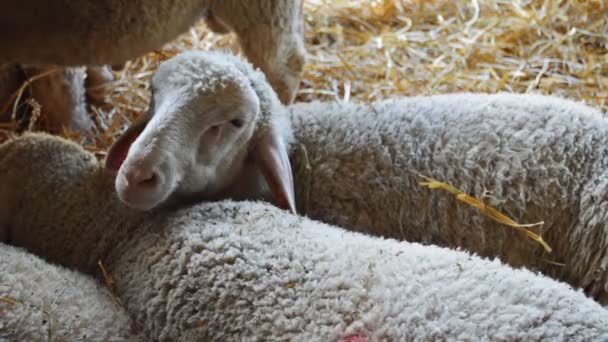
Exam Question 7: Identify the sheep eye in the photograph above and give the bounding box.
[230,119,244,128]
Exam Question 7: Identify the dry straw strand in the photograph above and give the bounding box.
[418,174,551,253]
[0,296,18,306]
[0,67,60,120]
[97,259,115,292]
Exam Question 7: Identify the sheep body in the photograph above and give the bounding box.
[106,51,608,303]
[287,93,608,303]
[0,0,305,104]
[0,64,23,121]
[1,133,608,341]
[0,1,207,66]
[0,243,141,341]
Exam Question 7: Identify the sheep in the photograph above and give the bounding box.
[104,51,297,214]
[0,243,141,341]
[1,133,608,341]
[0,63,23,121]
[0,63,111,133]
[286,92,608,305]
[105,51,608,304]
[0,0,305,105]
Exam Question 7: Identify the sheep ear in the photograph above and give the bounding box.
[104,115,149,172]
[252,129,296,214]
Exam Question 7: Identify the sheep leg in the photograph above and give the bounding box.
[209,0,306,104]
[21,65,94,133]
[85,65,114,105]
[203,9,230,34]
[0,63,25,123]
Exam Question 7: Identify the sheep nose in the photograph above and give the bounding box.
[123,168,160,190]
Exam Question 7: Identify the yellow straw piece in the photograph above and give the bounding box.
[419,174,551,253]
[0,296,18,306]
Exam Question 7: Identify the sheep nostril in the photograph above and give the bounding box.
[124,168,161,190]
[139,172,158,187]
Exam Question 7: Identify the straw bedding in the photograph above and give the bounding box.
[0,0,606,152]
[0,3,607,336]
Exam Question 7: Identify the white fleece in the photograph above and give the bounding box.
[134,52,608,304]
[1,133,608,341]
[287,92,608,304]
[0,243,141,341]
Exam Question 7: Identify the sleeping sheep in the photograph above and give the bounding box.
[287,92,608,305]
[104,51,296,213]
[0,243,141,341]
[0,0,305,133]
[105,50,608,304]
[1,132,608,341]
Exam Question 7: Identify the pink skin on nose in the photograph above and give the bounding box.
[122,167,157,192]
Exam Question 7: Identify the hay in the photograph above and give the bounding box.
[0,0,605,150]
[0,296,17,306]
[97,260,115,292]
[97,259,125,308]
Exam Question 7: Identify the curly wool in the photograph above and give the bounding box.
[0,243,141,341]
[1,133,607,341]
[287,92,608,303]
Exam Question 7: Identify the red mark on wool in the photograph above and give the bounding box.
[343,333,367,342]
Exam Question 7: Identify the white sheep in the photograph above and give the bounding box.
[0,243,141,341]
[0,0,305,105]
[105,50,608,304]
[287,92,608,305]
[1,133,608,341]
[104,51,296,213]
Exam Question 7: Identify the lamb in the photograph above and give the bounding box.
[0,243,141,341]
[104,51,297,213]
[2,133,608,341]
[0,0,305,105]
[106,51,608,304]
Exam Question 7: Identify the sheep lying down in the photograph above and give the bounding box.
[1,134,608,341]
[104,50,608,304]
[0,243,141,341]
[288,93,608,305]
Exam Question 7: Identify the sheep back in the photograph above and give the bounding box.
[288,93,608,301]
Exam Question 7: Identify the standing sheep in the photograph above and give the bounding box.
[0,0,305,116]
[1,133,608,341]
[106,51,608,304]
[0,243,141,341]
[0,63,102,133]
